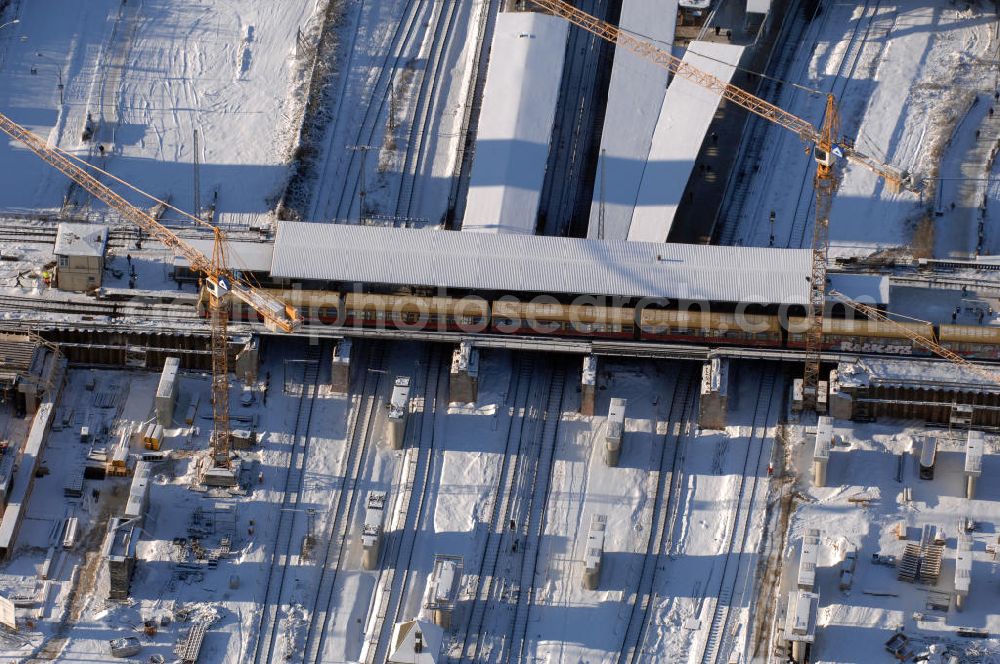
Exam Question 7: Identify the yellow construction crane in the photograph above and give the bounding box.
[530,0,921,406]
[0,112,301,470]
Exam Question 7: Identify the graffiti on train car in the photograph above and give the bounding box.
[839,341,913,355]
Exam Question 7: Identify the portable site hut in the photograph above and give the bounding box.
[964,430,984,498]
[331,338,352,394]
[955,532,972,610]
[449,342,479,404]
[124,461,152,521]
[698,357,729,430]
[580,355,597,415]
[605,398,627,467]
[54,223,108,292]
[424,554,463,629]
[388,377,412,450]
[784,590,819,663]
[582,514,608,590]
[362,491,387,570]
[797,529,821,592]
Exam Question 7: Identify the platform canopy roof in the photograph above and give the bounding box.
[271,222,818,305]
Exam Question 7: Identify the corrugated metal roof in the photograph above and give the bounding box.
[271,222,813,305]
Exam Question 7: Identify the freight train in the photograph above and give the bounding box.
[198,288,1000,360]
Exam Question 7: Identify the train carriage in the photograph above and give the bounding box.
[786,317,935,355]
[639,309,783,346]
[191,282,1000,363]
[491,300,636,338]
[939,324,1000,360]
[200,288,341,324]
[343,292,490,332]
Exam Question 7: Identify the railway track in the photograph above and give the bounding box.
[697,366,779,664]
[451,358,561,664]
[0,293,198,321]
[538,0,610,237]
[713,0,814,246]
[0,218,261,246]
[786,0,888,250]
[307,0,429,222]
[451,357,535,663]
[363,347,447,664]
[393,0,463,218]
[299,342,389,663]
[248,342,326,664]
[506,363,566,664]
[446,0,500,227]
[616,367,697,663]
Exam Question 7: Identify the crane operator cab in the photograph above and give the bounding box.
[813,144,837,168]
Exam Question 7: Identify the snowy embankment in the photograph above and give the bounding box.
[0,0,316,223]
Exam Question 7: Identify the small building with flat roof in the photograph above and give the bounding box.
[54,223,108,291]
[784,590,819,663]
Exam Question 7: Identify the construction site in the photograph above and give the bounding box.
[0,0,999,662]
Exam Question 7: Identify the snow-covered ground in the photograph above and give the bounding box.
[778,415,1000,662]
[729,0,999,260]
[0,0,315,220]
[304,0,490,225]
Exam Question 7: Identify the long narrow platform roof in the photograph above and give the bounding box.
[628,41,745,243]
[587,0,678,240]
[461,12,569,235]
[271,222,813,305]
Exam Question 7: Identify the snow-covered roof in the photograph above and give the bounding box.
[54,223,108,258]
[746,0,772,13]
[387,619,443,664]
[461,12,569,235]
[784,590,819,642]
[156,356,179,400]
[965,430,984,476]
[627,41,745,243]
[389,376,411,420]
[701,357,728,395]
[836,357,1000,391]
[271,222,813,305]
[588,0,677,240]
[183,238,274,273]
[450,342,478,377]
[797,529,820,590]
[584,514,607,570]
[814,417,832,461]
[955,534,972,595]
[582,355,597,386]
[828,273,889,305]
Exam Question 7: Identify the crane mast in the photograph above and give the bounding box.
[0,112,301,469]
[803,95,840,406]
